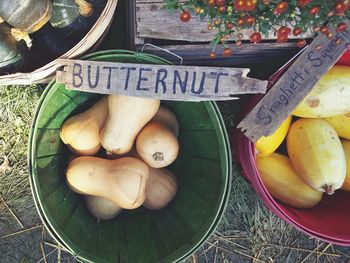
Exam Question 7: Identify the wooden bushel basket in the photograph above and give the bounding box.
[0,0,118,85]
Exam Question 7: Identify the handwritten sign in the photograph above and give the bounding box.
[238,21,350,142]
[56,59,268,101]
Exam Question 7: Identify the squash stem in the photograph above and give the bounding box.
[322,184,334,195]
[75,0,94,17]
[153,152,164,161]
[11,28,32,48]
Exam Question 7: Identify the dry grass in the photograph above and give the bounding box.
[0,85,43,229]
[0,85,73,262]
[1,88,350,262]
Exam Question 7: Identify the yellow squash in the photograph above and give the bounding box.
[287,118,346,194]
[292,66,350,118]
[324,113,350,140]
[257,153,322,209]
[60,97,108,155]
[341,140,350,191]
[66,156,149,209]
[100,95,160,155]
[256,115,292,157]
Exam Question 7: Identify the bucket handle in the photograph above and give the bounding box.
[141,43,183,65]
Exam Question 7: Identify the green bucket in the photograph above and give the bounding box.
[29,50,232,263]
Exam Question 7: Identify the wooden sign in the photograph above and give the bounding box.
[238,21,350,142]
[56,59,267,101]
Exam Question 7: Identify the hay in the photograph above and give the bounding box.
[1,87,350,262]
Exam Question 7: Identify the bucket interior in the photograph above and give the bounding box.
[29,51,231,262]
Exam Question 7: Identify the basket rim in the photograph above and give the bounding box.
[0,0,118,85]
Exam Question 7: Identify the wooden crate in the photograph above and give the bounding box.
[126,0,313,76]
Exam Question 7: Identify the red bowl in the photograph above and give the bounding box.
[233,50,350,245]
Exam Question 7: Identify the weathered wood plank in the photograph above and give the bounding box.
[56,59,268,101]
[237,22,350,142]
[134,0,312,43]
[138,42,303,78]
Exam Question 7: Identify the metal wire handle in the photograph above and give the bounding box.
[141,43,184,65]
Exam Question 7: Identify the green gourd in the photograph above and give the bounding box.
[50,0,106,39]
[0,24,27,74]
[0,0,52,33]
[51,0,93,29]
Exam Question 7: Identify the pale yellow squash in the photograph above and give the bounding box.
[60,97,108,155]
[287,118,346,194]
[324,113,350,140]
[152,106,179,137]
[100,95,160,154]
[341,140,350,191]
[144,168,177,210]
[136,121,179,168]
[85,195,122,220]
[257,153,322,208]
[66,157,149,209]
[292,66,350,118]
[256,115,292,157]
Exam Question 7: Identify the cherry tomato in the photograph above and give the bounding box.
[209,51,217,58]
[223,48,233,56]
[297,39,307,48]
[180,11,191,22]
[337,22,347,32]
[250,32,262,43]
[216,0,226,6]
[293,28,302,36]
[226,22,234,30]
[309,6,319,16]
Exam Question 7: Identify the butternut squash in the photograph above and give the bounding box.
[85,195,122,220]
[144,168,177,210]
[341,140,350,191]
[136,121,179,168]
[256,153,322,209]
[66,156,149,209]
[324,113,350,140]
[287,118,346,194]
[292,66,350,118]
[60,97,108,155]
[100,95,160,154]
[256,115,292,157]
[152,106,179,137]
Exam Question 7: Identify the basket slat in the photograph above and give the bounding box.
[125,214,160,263]
[175,156,222,204]
[43,184,78,227]
[171,183,212,232]
[36,129,63,157]
[180,130,221,161]
[96,222,121,262]
[63,203,100,256]
[37,155,64,198]
[150,209,193,254]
